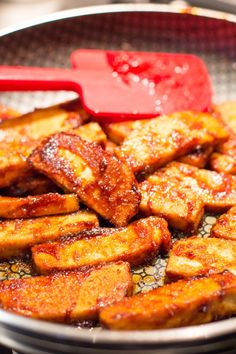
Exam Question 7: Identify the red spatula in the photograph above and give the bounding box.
[0,49,212,123]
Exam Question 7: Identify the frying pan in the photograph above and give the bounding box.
[1,3,236,354]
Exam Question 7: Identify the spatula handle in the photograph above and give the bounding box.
[0,66,79,92]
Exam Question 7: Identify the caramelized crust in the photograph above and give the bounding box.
[148,162,236,212]
[32,217,171,275]
[115,112,228,173]
[166,237,236,280]
[211,206,236,240]
[0,262,133,322]
[139,171,204,232]
[100,271,236,330]
[0,99,89,188]
[0,173,60,197]
[29,132,140,226]
[0,193,79,219]
[0,210,98,259]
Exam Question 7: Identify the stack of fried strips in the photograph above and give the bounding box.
[1,99,236,329]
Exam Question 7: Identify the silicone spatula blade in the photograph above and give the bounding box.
[0,49,212,123]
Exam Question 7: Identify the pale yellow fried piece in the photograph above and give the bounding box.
[29,132,140,226]
[115,112,228,173]
[0,262,132,322]
[0,210,98,259]
[0,193,79,219]
[100,271,236,330]
[139,171,204,232]
[166,237,236,280]
[178,147,213,168]
[0,99,89,188]
[211,206,236,240]
[71,122,107,146]
[0,103,19,122]
[0,173,60,197]
[146,162,236,212]
[32,217,171,275]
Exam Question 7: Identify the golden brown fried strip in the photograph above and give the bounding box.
[115,112,228,173]
[0,99,89,188]
[139,170,204,232]
[211,206,236,240]
[71,122,107,146]
[209,102,236,174]
[100,271,236,330]
[0,99,89,138]
[0,173,60,197]
[0,262,132,322]
[0,193,79,219]
[166,237,236,280]
[104,119,212,169]
[144,162,236,213]
[214,101,236,136]
[210,152,236,175]
[103,119,147,144]
[0,210,98,259]
[32,217,171,275]
[29,132,140,226]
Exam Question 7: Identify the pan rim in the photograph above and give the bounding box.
[0,2,236,39]
[0,2,236,347]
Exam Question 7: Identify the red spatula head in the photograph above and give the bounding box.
[0,49,212,123]
[71,50,213,122]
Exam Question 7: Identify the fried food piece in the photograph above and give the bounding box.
[32,217,171,275]
[210,152,236,175]
[103,140,117,154]
[0,193,79,219]
[0,99,89,139]
[209,102,236,174]
[115,112,228,173]
[211,206,236,240]
[0,103,19,122]
[0,210,98,259]
[214,101,236,135]
[105,119,213,169]
[0,173,60,197]
[146,162,236,212]
[29,132,140,226]
[100,271,236,330]
[139,170,204,232]
[70,122,107,146]
[166,237,236,280]
[103,119,147,144]
[0,99,89,188]
[0,262,132,322]
[178,147,213,168]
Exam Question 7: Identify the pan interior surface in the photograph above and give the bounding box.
[0,4,236,352]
